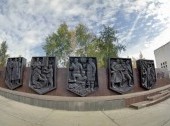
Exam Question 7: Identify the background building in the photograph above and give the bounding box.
[154,41,170,71]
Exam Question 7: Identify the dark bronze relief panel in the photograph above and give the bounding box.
[29,57,56,94]
[137,59,156,89]
[108,58,134,94]
[67,57,98,96]
[5,57,26,89]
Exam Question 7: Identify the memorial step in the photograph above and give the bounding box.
[147,89,170,101]
[130,101,150,109]
[130,91,170,109]
[160,89,170,94]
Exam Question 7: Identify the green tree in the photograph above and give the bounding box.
[43,23,94,67]
[87,25,125,67]
[43,23,72,67]
[43,24,125,68]
[0,41,9,66]
[75,24,93,56]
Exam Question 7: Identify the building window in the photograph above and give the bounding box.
[161,61,168,69]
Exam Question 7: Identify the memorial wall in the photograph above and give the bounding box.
[0,56,170,97]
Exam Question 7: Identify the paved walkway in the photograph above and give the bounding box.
[0,96,170,126]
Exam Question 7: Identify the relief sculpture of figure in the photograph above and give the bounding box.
[43,65,53,88]
[32,66,47,89]
[10,59,14,83]
[109,58,134,94]
[125,60,133,76]
[137,59,156,89]
[67,57,98,97]
[140,61,147,87]
[87,58,96,91]
[69,58,83,82]
[76,70,87,89]
[147,63,156,89]
[17,58,22,81]
[15,58,22,85]
[110,61,121,88]
[11,58,19,84]
[6,59,12,85]
[111,59,124,87]
[32,57,41,69]
[31,58,47,89]
[141,67,147,87]
[5,57,26,90]
[147,64,152,89]
[121,60,132,87]
[29,57,56,94]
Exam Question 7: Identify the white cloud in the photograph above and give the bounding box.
[0,0,170,63]
[120,23,170,64]
[119,0,170,61]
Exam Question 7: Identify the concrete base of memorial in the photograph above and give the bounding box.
[0,85,170,111]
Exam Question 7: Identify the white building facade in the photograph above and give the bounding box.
[154,41,170,71]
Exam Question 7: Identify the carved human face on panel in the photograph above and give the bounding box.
[74,58,78,63]
[126,60,130,64]
[116,59,120,64]
[36,57,39,62]
[49,65,52,68]
[88,58,93,63]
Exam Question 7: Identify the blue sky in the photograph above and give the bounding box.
[0,0,170,64]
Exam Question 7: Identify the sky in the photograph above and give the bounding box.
[0,0,170,64]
